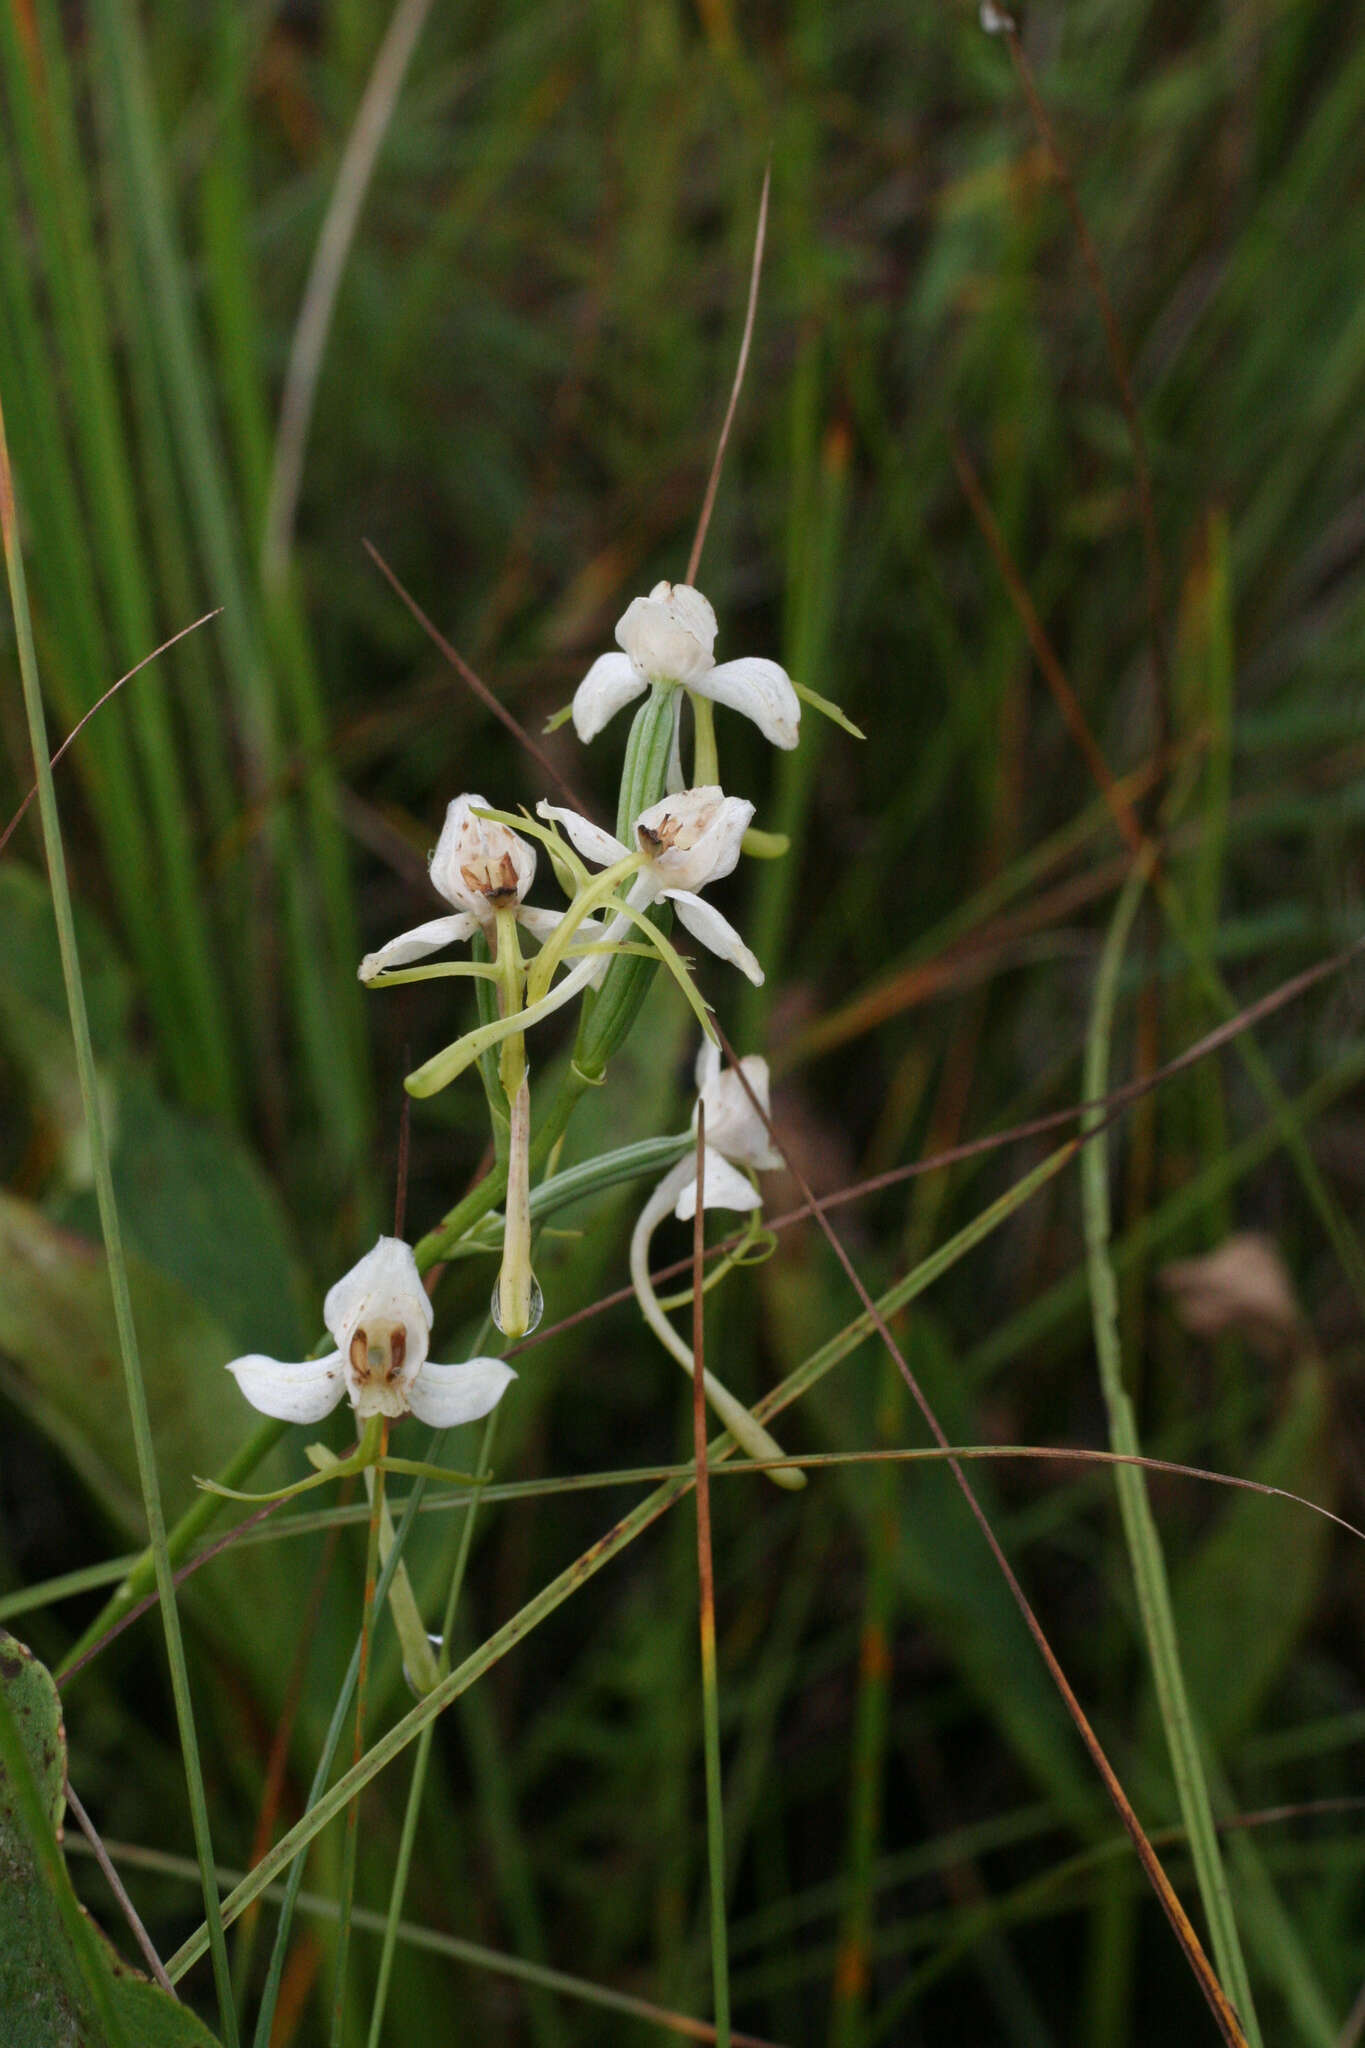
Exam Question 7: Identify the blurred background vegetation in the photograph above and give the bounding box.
[2,0,1364,2040]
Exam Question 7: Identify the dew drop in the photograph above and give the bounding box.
[490,1271,544,1337]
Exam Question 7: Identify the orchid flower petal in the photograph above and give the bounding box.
[673,1146,762,1221]
[571,650,645,742]
[358,913,479,981]
[323,1237,433,1348]
[693,1051,784,1169]
[536,800,630,871]
[694,1039,722,1093]
[663,889,764,986]
[226,1350,347,1423]
[633,787,753,891]
[616,582,717,683]
[514,904,565,944]
[407,1356,517,1429]
[698,657,801,750]
[429,793,536,917]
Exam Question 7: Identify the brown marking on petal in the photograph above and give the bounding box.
[638,808,704,858]
[461,849,521,905]
[385,1326,408,1381]
[349,1327,371,1383]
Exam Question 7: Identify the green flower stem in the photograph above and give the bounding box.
[629,1163,805,1490]
[1084,858,1261,2043]
[691,1108,731,2048]
[303,1440,442,1697]
[492,910,538,1339]
[524,855,639,1003]
[493,905,527,1094]
[1,392,239,2046]
[690,691,719,784]
[497,1073,537,1338]
[250,1451,442,2048]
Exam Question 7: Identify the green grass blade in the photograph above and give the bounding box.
[0,0,238,1118]
[86,0,370,1174]
[0,394,239,2045]
[1083,854,1261,2042]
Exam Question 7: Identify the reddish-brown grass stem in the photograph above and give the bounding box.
[0,609,223,858]
[362,539,593,819]
[686,164,771,589]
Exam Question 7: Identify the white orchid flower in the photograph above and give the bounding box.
[537,785,763,986]
[629,1045,803,1490]
[679,1040,784,1206]
[227,1236,515,1429]
[359,793,592,982]
[403,786,763,1099]
[572,581,800,751]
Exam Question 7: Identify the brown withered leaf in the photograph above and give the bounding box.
[1159,1233,1307,1360]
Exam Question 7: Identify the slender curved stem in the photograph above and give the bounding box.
[629,1162,805,1490]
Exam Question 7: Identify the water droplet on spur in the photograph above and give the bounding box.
[490,1271,544,1337]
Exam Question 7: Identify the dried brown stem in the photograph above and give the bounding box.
[0,610,223,858]
[362,539,593,817]
[65,1779,177,1996]
[686,164,771,588]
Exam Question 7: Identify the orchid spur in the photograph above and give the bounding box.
[630,1042,805,1491]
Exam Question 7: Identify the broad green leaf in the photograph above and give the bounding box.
[0,1630,65,1835]
[0,1629,220,2046]
[0,864,130,1187]
[55,1071,307,1361]
[0,862,305,1355]
[0,1197,308,1702]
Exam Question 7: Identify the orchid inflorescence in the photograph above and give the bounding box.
[223,578,854,1512]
